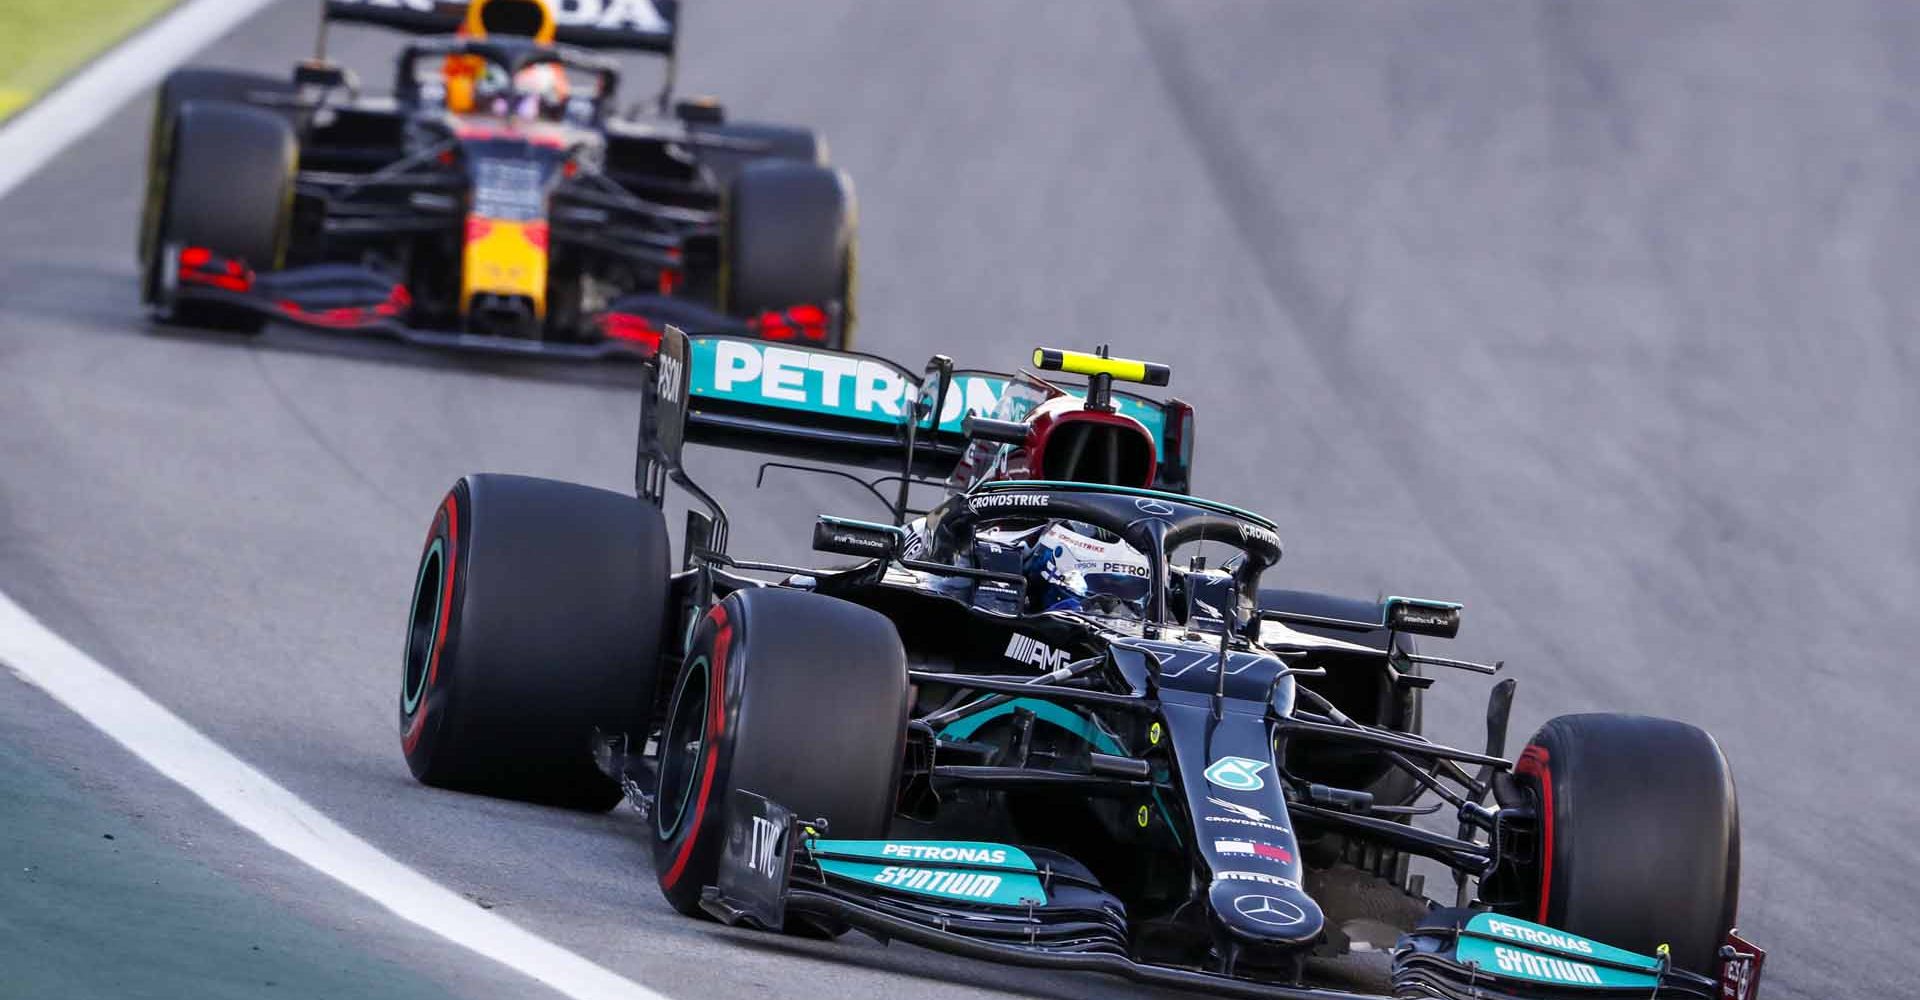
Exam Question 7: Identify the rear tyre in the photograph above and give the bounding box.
[147,101,298,333]
[400,475,671,811]
[723,161,858,348]
[652,588,907,919]
[1513,713,1740,976]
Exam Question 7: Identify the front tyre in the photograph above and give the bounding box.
[141,68,295,268]
[147,100,297,332]
[652,588,907,918]
[401,475,670,811]
[722,161,858,348]
[1511,713,1740,976]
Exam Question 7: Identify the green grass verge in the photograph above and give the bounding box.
[0,0,180,122]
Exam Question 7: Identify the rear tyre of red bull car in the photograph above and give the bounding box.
[145,99,297,334]
[652,588,907,928]
[722,161,858,349]
[399,474,671,811]
[1502,713,1740,977]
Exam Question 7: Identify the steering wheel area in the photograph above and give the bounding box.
[938,481,1283,622]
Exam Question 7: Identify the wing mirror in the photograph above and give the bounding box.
[673,96,725,124]
[1383,596,1462,638]
[961,414,1028,445]
[812,516,905,560]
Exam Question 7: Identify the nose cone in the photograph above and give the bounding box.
[1208,876,1325,948]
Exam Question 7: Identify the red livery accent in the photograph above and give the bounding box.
[1719,931,1765,1000]
[276,285,410,328]
[747,304,829,342]
[403,493,459,755]
[177,245,254,293]
[660,605,731,890]
[1515,744,1554,924]
[1026,407,1157,488]
[602,312,661,349]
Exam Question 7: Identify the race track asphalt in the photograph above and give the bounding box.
[1,2,1915,997]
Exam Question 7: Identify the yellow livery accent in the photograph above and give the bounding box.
[461,216,549,319]
[1033,348,1171,387]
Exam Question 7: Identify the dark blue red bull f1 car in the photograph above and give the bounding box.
[142,0,854,359]
[394,330,1766,999]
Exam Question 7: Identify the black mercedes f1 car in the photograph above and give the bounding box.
[395,330,1766,999]
[141,0,855,359]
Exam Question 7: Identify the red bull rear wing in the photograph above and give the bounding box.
[323,0,679,56]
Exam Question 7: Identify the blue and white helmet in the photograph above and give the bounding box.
[1022,522,1152,618]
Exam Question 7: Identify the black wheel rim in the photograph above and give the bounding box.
[402,540,445,718]
[655,656,711,840]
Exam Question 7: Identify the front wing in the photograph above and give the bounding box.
[157,244,835,361]
[702,791,1761,1000]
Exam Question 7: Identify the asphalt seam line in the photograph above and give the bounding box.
[0,1,670,995]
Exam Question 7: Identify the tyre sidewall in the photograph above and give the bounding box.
[401,483,471,777]
[652,601,740,916]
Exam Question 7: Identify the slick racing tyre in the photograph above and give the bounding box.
[722,160,858,348]
[141,68,295,268]
[400,475,671,811]
[1512,713,1740,976]
[652,588,907,920]
[147,100,297,333]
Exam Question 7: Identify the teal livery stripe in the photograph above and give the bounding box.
[936,697,1125,755]
[809,840,1045,908]
[685,337,1169,456]
[1456,913,1662,990]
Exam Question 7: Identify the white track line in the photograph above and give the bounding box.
[0,0,280,200]
[0,4,669,996]
[0,592,667,1000]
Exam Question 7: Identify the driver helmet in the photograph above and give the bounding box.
[1023,522,1151,618]
[510,62,570,121]
[443,0,558,114]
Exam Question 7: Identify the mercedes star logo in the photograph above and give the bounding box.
[1134,497,1176,515]
[1233,894,1306,928]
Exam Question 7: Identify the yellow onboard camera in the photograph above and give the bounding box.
[1032,348,1171,387]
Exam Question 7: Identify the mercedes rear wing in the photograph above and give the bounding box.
[636,327,1193,552]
